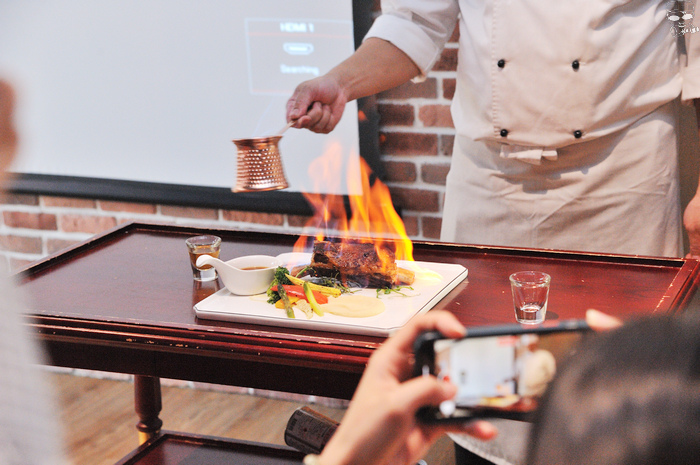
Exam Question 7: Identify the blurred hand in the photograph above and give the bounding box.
[318,311,497,465]
[0,80,17,178]
[585,309,623,331]
[286,75,349,134]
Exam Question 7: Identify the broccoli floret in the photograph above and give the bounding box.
[267,266,293,304]
[275,266,293,285]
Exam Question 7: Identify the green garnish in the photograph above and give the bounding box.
[303,281,324,316]
[267,266,293,304]
[277,284,295,318]
[376,285,415,298]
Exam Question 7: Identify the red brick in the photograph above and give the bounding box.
[222,210,284,226]
[1,193,39,206]
[384,161,417,183]
[0,234,42,254]
[440,135,455,156]
[389,187,440,213]
[380,132,438,156]
[443,78,456,100]
[421,163,451,186]
[115,217,156,227]
[59,214,117,234]
[448,25,460,43]
[378,78,438,100]
[46,238,81,255]
[3,211,57,230]
[401,214,419,237]
[418,104,454,128]
[160,205,219,220]
[43,196,96,209]
[433,48,459,72]
[422,216,443,239]
[287,214,314,228]
[99,200,158,214]
[377,103,414,126]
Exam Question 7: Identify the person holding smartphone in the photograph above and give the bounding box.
[302,311,498,465]
[302,309,620,465]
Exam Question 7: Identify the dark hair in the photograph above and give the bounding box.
[527,313,700,465]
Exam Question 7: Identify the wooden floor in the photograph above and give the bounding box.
[50,372,456,465]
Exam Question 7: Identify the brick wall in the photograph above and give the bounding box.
[0,30,460,272]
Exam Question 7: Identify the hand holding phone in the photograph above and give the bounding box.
[413,319,591,423]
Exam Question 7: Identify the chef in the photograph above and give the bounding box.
[286,1,699,462]
[287,0,700,259]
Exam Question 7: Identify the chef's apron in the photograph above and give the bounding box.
[441,100,683,258]
[445,101,682,465]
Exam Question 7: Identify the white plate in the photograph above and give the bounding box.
[193,254,468,336]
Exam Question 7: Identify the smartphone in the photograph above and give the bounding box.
[413,319,591,423]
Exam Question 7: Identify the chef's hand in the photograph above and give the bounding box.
[286,74,349,134]
[316,311,497,465]
[684,100,700,259]
[286,38,421,135]
[683,193,700,259]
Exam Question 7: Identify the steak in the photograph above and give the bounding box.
[311,240,398,288]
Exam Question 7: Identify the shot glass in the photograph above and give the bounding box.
[185,235,222,281]
[509,271,551,325]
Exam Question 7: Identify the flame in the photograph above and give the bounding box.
[294,144,414,265]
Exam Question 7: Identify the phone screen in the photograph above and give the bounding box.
[417,323,588,422]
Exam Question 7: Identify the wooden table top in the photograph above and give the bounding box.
[18,222,700,399]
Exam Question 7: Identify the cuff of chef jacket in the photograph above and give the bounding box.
[363,13,442,83]
[681,32,700,102]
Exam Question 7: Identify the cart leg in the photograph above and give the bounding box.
[134,375,163,444]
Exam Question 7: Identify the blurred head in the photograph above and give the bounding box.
[528,313,700,465]
[0,80,17,181]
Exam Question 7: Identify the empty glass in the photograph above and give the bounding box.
[509,271,551,325]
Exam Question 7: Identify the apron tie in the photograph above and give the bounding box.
[499,145,558,165]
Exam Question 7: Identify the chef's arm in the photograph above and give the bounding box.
[286,38,421,133]
[682,98,700,258]
[326,38,422,102]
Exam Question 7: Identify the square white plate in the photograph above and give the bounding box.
[193,256,468,336]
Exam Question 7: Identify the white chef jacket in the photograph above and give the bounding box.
[365,0,700,258]
[366,0,700,147]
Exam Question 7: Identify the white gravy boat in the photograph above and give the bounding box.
[196,254,279,295]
